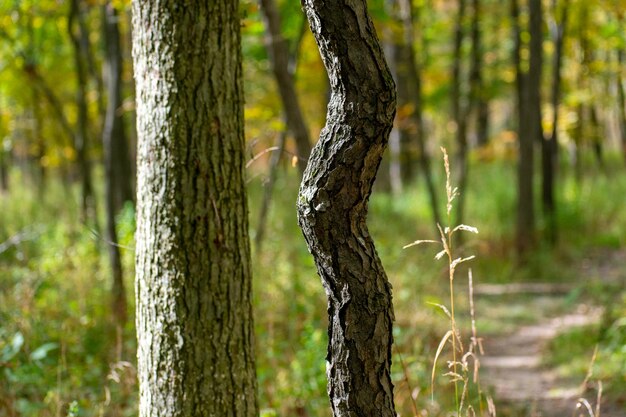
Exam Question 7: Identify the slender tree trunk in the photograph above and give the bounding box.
[297,1,397,415]
[103,2,134,211]
[589,105,605,170]
[76,1,105,124]
[542,0,567,244]
[514,0,539,254]
[618,48,626,164]
[471,0,489,147]
[255,129,287,252]
[255,18,307,251]
[102,1,128,327]
[0,146,8,193]
[452,0,470,229]
[259,0,311,174]
[68,0,96,224]
[390,0,441,229]
[132,1,258,416]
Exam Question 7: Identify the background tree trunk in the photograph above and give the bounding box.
[132,1,258,416]
[102,1,128,328]
[514,0,540,255]
[259,0,311,174]
[390,0,441,230]
[452,0,470,228]
[542,0,567,244]
[68,0,96,224]
[103,2,134,212]
[297,1,397,416]
[617,48,626,164]
[471,0,490,148]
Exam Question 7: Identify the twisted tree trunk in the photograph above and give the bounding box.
[297,1,397,416]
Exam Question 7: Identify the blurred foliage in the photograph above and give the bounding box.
[0,0,625,416]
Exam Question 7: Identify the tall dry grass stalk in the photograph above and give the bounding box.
[404,148,492,416]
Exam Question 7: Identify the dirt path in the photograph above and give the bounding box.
[476,249,626,417]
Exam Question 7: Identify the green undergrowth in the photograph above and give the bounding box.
[1,154,625,417]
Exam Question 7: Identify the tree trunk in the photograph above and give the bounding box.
[0,146,8,193]
[132,1,258,416]
[102,1,129,328]
[452,0,470,229]
[259,0,311,174]
[542,0,567,244]
[471,0,489,147]
[103,2,134,212]
[390,0,441,229]
[514,0,539,254]
[618,48,626,165]
[255,129,287,252]
[68,0,96,224]
[297,1,397,416]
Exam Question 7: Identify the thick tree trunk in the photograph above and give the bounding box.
[68,0,96,224]
[390,0,441,229]
[297,1,397,416]
[103,3,134,211]
[102,1,129,327]
[132,1,258,416]
[259,0,311,174]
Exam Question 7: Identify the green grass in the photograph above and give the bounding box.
[1,154,625,416]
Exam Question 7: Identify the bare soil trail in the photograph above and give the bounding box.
[477,250,626,417]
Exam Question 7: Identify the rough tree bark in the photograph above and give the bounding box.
[132,1,258,416]
[296,1,397,416]
[259,0,311,174]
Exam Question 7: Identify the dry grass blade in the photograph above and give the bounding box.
[403,239,440,249]
[452,224,479,234]
[595,381,602,417]
[487,396,496,417]
[575,398,595,417]
[432,330,453,400]
[450,255,476,271]
[580,345,599,392]
[428,302,452,319]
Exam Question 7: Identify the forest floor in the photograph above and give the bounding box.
[477,249,626,417]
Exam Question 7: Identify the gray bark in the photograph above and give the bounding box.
[132,1,258,416]
[297,1,397,416]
